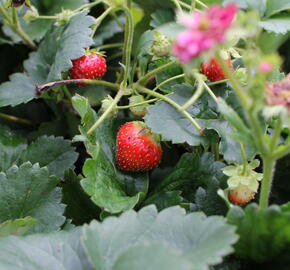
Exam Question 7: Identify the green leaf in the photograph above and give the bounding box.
[266,0,290,17]
[0,217,37,237]
[202,119,255,164]
[0,162,65,233]
[259,16,290,34]
[222,0,248,9]
[216,98,256,162]
[83,205,238,270]
[0,228,93,270]
[144,84,210,147]
[133,0,174,12]
[155,153,228,216]
[19,136,78,178]
[258,31,290,53]
[0,12,94,107]
[135,30,154,58]
[112,245,192,270]
[0,125,78,178]
[227,203,290,262]
[0,125,27,172]
[142,190,183,210]
[157,22,185,39]
[62,170,100,225]
[72,95,148,214]
[150,9,174,28]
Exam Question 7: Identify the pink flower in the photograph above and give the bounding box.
[172,3,237,63]
[266,74,290,113]
[259,62,272,73]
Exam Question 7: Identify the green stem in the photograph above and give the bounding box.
[270,117,282,151]
[247,110,268,156]
[191,0,196,10]
[215,52,249,109]
[212,143,219,161]
[273,143,290,160]
[207,79,229,86]
[181,78,204,110]
[195,0,207,8]
[121,6,134,87]
[96,43,123,51]
[240,143,248,174]
[63,86,72,100]
[117,98,158,109]
[179,1,191,10]
[172,0,182,12]
[135,84,203,134]
[153,74,185,92]
[0,5,36,49]
[74,0,103,12]
[201,78,218,103]
[87,90,123,135]
[137,61,177,85]
[259,157,276,208]
[0,112,34,125]
[36,79,119,95]
[215,51,268,156]
[91,7,114,37]
[146,74,185,99]
[36,15,58,20]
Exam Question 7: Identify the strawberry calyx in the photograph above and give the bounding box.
[223,159,263,205]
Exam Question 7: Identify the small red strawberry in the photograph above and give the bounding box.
[228,184,255,205]
[201,57,232,82]
[115,121,162,172]
[69,53,107,86]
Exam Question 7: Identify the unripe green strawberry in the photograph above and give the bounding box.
[129,95,147,117]
[150,32,172,57]
[223,159,263,205]
[115,121,162,172]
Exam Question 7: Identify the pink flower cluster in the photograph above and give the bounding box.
[172,3,237,63]
[266,74,290,113]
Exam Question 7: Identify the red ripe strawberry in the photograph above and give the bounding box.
[69,53,106,86]
[228,184,255,205]
[201,57,232,82]
[115,121,162,172]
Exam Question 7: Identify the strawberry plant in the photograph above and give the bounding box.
[0,0,289,269]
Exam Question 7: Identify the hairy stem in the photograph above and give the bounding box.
[91,7,114,37]
[259,157,276,208]
[87,90,123,135]
[0,5,36,49]
[117,98,158,109]
[0,112,34,125]
[36,79,119,95]
[215,52,248,109]
[270,117,282,151]
[121,6,134,87]
[135,84,203,134]
[240,143,248,174]
[137,61,177,85]
[181,77,204,110]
